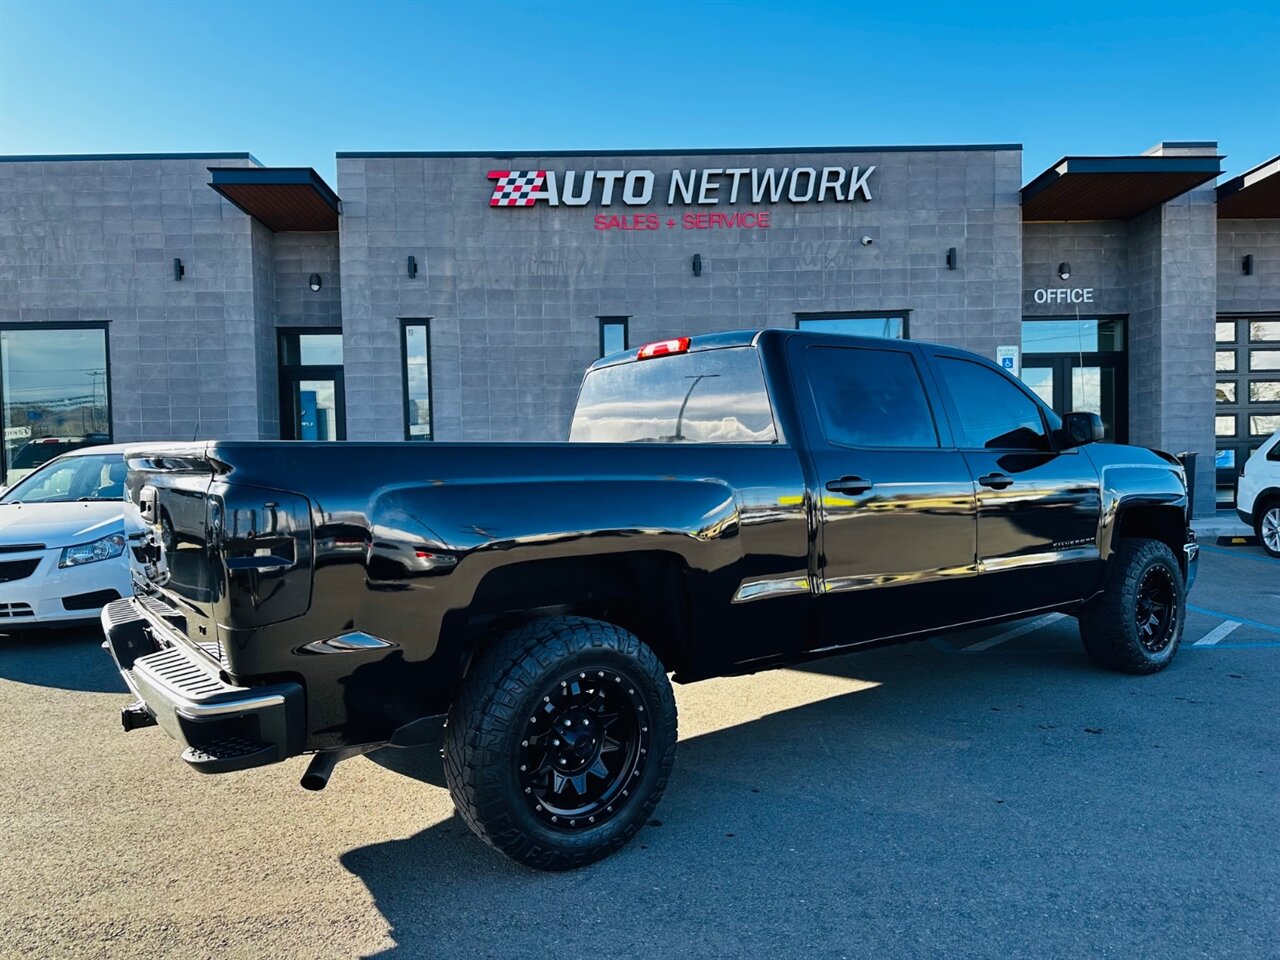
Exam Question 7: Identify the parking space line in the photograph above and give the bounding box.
[1190,641,1280,650]
[963,613,1066,652]
[1193,620,1242,646]
[1187,605,1280,637]
[1197,544,1280,567]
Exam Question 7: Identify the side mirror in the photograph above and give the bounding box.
[1063,411,1105,447]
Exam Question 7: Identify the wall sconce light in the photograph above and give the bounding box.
[1058,261,1072,281]
[308,273,322,292]
[1243,254,1254,276]
[407,255,418,278]
[692,254,702,277]
[173,258,184,281]
[946,247,958,271]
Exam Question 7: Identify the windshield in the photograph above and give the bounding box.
[0,453,126,504]
[570,347,778,443]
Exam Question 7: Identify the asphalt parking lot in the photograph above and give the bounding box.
[1,544,1276,960]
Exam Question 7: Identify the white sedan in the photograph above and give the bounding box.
[0,445,138,628]
[1237,430,1280,558]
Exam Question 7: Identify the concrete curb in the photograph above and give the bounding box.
[1193,515,1251,539]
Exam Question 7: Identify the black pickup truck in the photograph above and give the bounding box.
[104,329,1198,869]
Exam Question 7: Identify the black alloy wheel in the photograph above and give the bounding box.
[520,668,649,830]
[444,616,677,870]
[1134,565,1177,653]
[1077,537,1185,674]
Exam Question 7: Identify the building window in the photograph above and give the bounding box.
[796,312,908,339]
[1022,317,1125,353]
[1250,321,1280,342]
[599,317,629,358]
[281,332,343,366]
[1215,351,1236,372]
[1250,350,1280,371]
[1251,414,1280,436]
[401,320,432,440]
[0,323,111,487]
[1251,381,1280,403]
[1215,321,1236,343]
[1215,415,1236,437]
[1216,382,1236,404]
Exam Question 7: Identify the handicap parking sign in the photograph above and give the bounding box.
[995,345,1020,376]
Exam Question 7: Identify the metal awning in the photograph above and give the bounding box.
[1021,155,1222,222]
[1216,156,1280,219]
[208,167,341,231]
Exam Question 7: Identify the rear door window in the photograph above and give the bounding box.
[802,346,939,448]
[570,347,778,443]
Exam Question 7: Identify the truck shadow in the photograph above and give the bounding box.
[0,626,127,694]
[342,624,1124,958]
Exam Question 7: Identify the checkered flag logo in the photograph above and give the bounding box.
[487,170,547,207]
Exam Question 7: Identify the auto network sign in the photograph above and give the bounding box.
[486,165,876,232]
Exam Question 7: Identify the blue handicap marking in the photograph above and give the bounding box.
[1001,357,1014,369]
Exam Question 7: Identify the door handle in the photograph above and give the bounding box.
[826,476,873,495]
[978,472,1014,490]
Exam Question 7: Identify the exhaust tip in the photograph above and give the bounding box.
[301,751,340,791]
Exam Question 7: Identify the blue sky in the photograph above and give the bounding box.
[1,0,1277,186]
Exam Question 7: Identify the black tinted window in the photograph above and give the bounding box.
[570,347,777,443]
[937,357,1049,450]
[804,346,938,448]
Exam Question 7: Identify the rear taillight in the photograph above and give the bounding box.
[637,337,690,360]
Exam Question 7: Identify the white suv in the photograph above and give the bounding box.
[1237,430,1280,558]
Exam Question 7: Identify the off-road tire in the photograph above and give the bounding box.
[443,616,677,870]
[1077,538,1185,674]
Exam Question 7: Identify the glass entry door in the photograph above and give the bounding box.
[1021,355,1127,443]
[284,376,343,440]
[1022,317,1127,444]
[279,330,345,440]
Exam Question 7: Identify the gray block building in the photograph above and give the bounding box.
[2,142,1278,514]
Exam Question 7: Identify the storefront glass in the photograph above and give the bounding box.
[0,325,111,487]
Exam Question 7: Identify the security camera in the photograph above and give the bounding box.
[860,235,873,246]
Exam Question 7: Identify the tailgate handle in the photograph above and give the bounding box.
[826,476,873,495]
[225,537,296,572]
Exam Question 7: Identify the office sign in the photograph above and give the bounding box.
[1032,287,1094,305]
